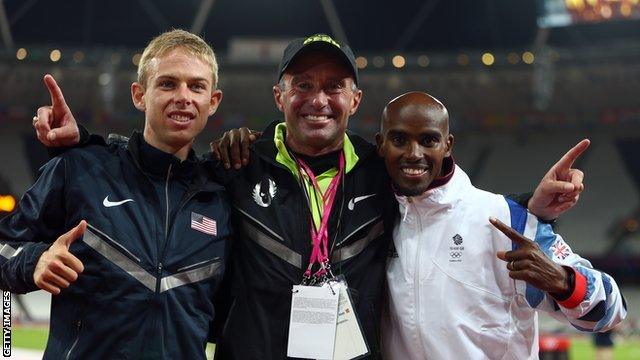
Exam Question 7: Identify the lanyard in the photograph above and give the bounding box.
[296,152,345,284]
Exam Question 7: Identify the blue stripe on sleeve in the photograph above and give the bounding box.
[534,222,556,259]
[602,273,613,296]
[505,197,545,307]
[505,197,527,251]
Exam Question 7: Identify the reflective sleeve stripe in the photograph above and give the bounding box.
[331,219,384,263]
[82,227,157,291]
[0,244,22,259]
[160,261,222,293]
[241,219,302,269]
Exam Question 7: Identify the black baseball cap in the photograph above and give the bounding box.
[277,34,359,85]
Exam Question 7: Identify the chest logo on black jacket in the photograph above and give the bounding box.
[252,178,277,207]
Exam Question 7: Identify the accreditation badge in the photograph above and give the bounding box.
[331,276,369,360]
[287,283,340,359]
[286,276,369,360]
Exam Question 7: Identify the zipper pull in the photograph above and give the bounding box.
[158,262,163,274]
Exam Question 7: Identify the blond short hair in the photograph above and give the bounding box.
[137,29,219,88]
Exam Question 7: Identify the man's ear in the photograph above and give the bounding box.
[208,89,223,116]
[349,88,363,115]
[131,82,146,112]
[273,85,285,113]
[375,132,384,157]
[445,133,454,157]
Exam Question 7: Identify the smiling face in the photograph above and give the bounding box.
[132,47,222,159]
[376,92,454,196]
[273,50,362,156]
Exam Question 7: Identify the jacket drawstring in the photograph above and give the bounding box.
[401,200,410,222]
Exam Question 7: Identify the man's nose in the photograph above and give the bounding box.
[406,142,423,160]
[311,90,329,108]
[175,84,192,106]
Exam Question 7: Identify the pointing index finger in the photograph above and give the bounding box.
[489,217,532,247]
[552,139,590,173]
[43,74,68,110]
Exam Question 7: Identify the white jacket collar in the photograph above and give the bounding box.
[395,165,471,222]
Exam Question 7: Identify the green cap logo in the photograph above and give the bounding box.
[303,34,340,48]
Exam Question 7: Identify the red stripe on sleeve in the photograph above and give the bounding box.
[557,267,587,309]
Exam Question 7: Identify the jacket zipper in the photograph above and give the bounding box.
[155,164,172,293]
[411,198,429,355]
[155,165,211,293]
[65,320,82,360]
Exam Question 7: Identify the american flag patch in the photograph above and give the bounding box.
[191,212,217,236]
[551,239,571,260]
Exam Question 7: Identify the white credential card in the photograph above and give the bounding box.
[333,282,368,359]
[287,284,340,359]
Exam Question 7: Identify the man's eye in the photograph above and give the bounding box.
[190,83,206,91]
[327,82,343,93]
[159,81,174,88]
[421,137,437,146]
[391,136,405,146]
[296,83,312,91]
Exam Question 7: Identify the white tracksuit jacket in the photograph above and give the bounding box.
[382,165,627,360]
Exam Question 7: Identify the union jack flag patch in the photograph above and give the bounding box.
[551,239,571,260]
[191,212,217,236]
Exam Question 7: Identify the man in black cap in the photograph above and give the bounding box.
[211,34,395,358]
[33,33,584,359]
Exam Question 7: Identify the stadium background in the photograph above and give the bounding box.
[0,0,638,358]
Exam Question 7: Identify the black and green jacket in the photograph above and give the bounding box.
[213,121,395,359]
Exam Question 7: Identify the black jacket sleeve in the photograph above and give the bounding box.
[0,157,69,293]
[46,124,106,158]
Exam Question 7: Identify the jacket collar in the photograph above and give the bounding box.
[253,120,377,171]
[426,156,455,191]
[126,131,198,180]
[395,161,471,220]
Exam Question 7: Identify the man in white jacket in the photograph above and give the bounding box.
[378,92,627,359]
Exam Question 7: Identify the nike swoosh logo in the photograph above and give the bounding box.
[347,194,376,211]
[103,196,134,208]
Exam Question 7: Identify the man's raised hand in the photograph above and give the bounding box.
[33,220,86,295]
[34,74,80,147]
[528,139,590,221]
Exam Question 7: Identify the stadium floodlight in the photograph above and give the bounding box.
[0,195,15,213]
